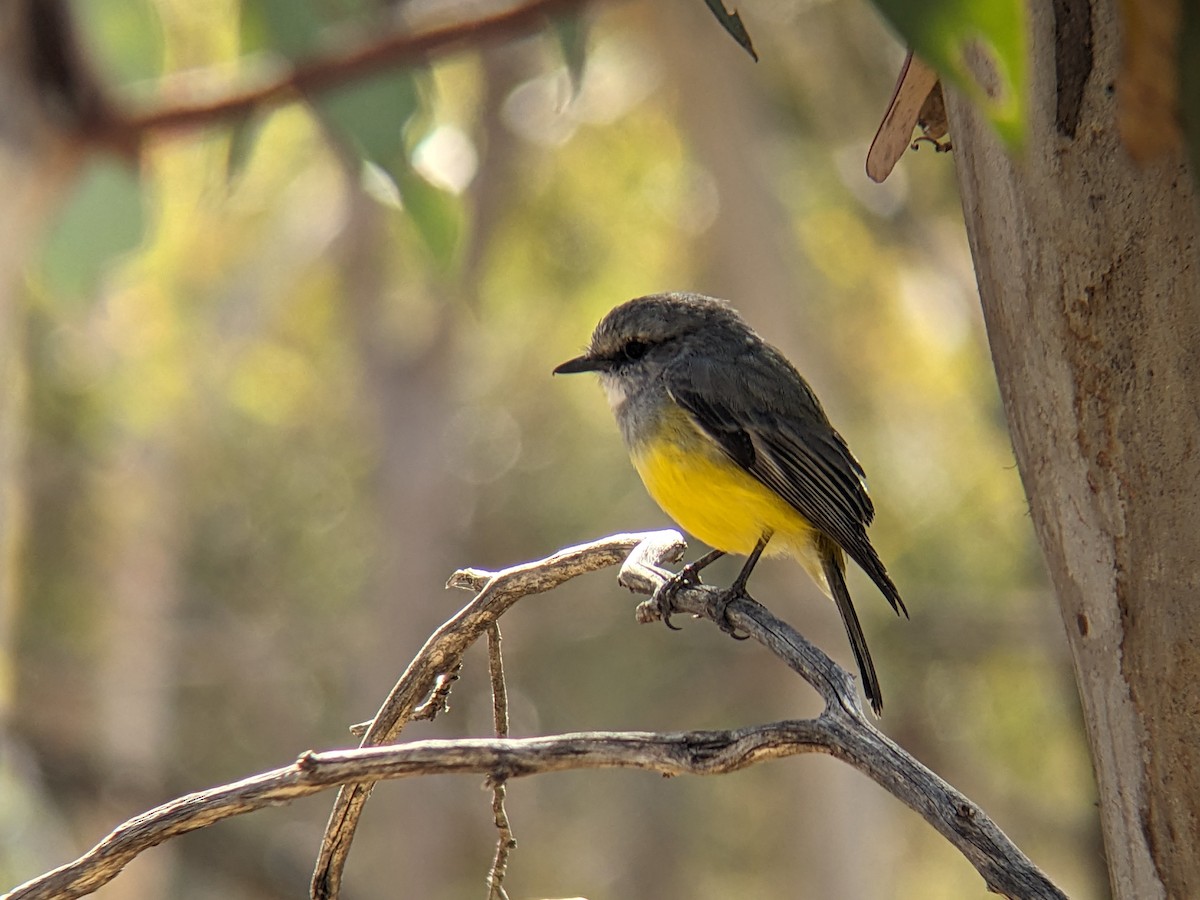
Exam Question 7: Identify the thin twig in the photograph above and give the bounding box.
[485,625,514,900]
[310,531,684,900]
[414,663,463,721]
[487,626,510,739]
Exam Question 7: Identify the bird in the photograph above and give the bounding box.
[554,292,907,715]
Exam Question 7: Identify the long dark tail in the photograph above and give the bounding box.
[818,536,883,716]
[844,534,908,619]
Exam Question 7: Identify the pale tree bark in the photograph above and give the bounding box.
[947,2,1200,898]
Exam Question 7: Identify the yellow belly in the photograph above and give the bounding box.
[631,424,825,587]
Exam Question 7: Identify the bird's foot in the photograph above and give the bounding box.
[707,587,751,640]
[650,560,711,629]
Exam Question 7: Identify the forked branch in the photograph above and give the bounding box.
[2,532,1067,900]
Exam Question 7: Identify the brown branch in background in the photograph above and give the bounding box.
[3,0,135,160]
[485,625,514,900]
[4,532,1068,900]
[119,0,591,140]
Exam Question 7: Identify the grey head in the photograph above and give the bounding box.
[553,292,757,396]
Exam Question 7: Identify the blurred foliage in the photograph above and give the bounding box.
[5,1,1104,899]
[38,161,147,300]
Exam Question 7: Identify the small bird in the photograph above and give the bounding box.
[554,292,907,714]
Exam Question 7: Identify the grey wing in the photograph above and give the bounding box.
[665,347,907,617]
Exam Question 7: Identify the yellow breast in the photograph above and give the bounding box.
[630,413,821,580]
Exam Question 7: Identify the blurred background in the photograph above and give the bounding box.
[1,0,1105,897]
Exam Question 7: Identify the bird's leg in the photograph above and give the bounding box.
[653,548,725,629]
[709,533,771,636]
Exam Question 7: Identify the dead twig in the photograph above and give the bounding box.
[485,625,514,900]
[0,720,943,900]
[310,530,684,900]
[3,532,1066,900]
[618,542,1065,900]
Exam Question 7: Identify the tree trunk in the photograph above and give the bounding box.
[946,2,1200,898]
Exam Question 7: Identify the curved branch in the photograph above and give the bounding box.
[3,532,1067,900]
[311,530,685,899]
[3,716,1064,900]
[637,589,1064,899]
[0,721,831,900]
[119,0,590,139]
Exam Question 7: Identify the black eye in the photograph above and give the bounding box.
[620,340,651,363]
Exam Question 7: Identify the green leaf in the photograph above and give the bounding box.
[68,0,164,85]
[240,0,324,58]
[392,163,462,272]
[225,113,267,183]
[319,70,422,166]
[868,0,1027,149]
[240,0,396,59]
[39,160,145,298]
[551,13,590,97]
[701,0,758,62]
[312,64,458,266]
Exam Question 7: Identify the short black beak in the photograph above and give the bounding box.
[553,354,605,375]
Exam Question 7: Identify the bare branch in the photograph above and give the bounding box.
[627,585,1065,899]
[3,532,1066,900]
[0,724,802,900]
[0,721,858,900]
[2,720,1065,900]
[310,530,685,899]
[485,625,514,900]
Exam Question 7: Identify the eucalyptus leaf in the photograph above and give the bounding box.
[240,0,324,57]
[225,113,267,183]
[552,13,590,97]
[868,0,1027,149]
[701,0,758,62]
[319,71,422,166]
[392,163,462,272]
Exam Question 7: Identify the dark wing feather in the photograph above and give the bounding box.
[665,345,907,618]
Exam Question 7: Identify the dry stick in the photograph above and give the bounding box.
[310,531,682,900]
[476,534,1063,900]
[0,720,1025,900]
[4,533,675,900]
[3,532,1067,900]
[485,625,514,900]
[619,547,1065,900]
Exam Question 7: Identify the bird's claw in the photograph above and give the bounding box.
[652,567,752,641]
[707,588,751,640]
[651,564,706,629]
